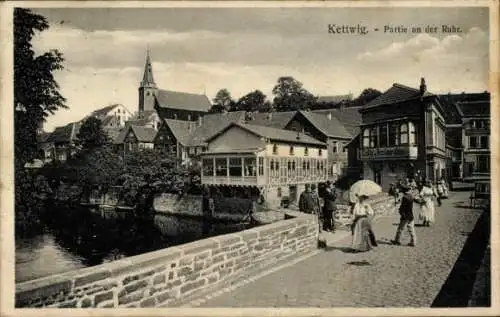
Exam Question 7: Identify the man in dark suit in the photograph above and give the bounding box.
[322,181,337,233]
[391,184,417,247]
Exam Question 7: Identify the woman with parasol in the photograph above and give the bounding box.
[349,180,381,252]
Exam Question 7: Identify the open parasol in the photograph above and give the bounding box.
[348,179,382,203]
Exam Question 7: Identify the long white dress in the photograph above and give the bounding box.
[419,186,435,223]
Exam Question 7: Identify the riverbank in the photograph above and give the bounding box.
[15,203,261,283]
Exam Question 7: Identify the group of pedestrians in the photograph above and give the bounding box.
[297,177,448,252]
[391,177,448,246]
[298,181,337,233]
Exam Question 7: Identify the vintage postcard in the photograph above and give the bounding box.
[1,1,498,316]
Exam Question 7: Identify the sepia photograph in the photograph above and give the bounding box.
[0,1,497,315]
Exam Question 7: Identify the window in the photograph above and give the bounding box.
[244,157,256,176]
[362,129,370,148]
[480,136,489,149]
[379,124,388,147]
[332,141,338,153]
[258,157,264,176]
[389,123,399,146]
[477,155,490,172]
[188,115,191,121]
[370,126,378,148]
[469,136,478,148]
[399,123,408,144]
[306,161,310,170]
[202,159,214,176]
[342,142,347,153]
[319,149,323,157]
[304,147,309,156]
[215,158,227,176]
[289,146,294,155]
[273,144,278,155]
[229,158,242,176]
[408,122,416,145]
[277,187,282,198]
[117,109,121,113]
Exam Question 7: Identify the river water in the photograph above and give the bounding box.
[15,204,254,283]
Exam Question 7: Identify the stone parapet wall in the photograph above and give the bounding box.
[16,213,319,308]
[154,194,266,221]
[334,194,399,230]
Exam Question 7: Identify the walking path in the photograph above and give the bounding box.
[193,191,485,307]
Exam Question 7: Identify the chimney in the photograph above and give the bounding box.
[326,112,332,120]
[419,77,427,95]
[198,116,202,127]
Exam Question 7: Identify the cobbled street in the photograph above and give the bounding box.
[199,191,486,307]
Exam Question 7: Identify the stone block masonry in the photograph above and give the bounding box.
[334,194,398,230]
[16,212,319,308]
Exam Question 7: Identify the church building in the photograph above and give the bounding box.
[138,51,212,121]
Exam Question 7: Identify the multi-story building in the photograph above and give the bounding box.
[87,104,133,128]
[200,122,328,208]
[245,109,360,182]
[440,92,490,182]
[357,78,450,190]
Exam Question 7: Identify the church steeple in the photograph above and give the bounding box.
[141,49,156,88]
[138,49,158,113]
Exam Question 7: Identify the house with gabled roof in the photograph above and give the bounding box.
[45,122,82,162]
[138,50,211,122]
[154,111,247,165]
[200,122,328,208]
[87,104,133,128]
[242,109,361,181]
[115,124,157,154]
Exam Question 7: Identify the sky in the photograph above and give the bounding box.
[29,7,490,132]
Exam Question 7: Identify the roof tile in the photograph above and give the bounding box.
[156,89,211,112]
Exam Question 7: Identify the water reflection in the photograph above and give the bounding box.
[15,203,254,283]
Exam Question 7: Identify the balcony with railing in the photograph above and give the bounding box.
[201,155,328,187]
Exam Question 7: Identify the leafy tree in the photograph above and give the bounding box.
[272,76,316,112]
[60,146,125,202]
[14,8,66,234]
[210,89,234,113]
[76,117,110,149]
[14,8,66,168]
[117,150,189,206]
[236,90,272,113]
[352,88,382,107]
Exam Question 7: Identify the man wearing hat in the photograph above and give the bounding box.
[391,183,417,247]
